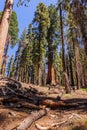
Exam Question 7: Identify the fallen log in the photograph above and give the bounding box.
[13,108,49,130]
[1,95,40,109]
[16,101,40,110]
[40,99,79,109]
[35,113,82,130]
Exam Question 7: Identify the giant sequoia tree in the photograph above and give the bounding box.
[46,4,59,85]
[0,11,18,75]
[0,0,14,70]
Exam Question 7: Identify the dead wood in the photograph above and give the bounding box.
[6,86,36,102]
[35,113,82,130]
[0,77,40,102]
[0,95,40,109]
[12,108,49,130]
[40,99,81,109]
[16,101,40,110]
[0,96,18,105]
[3,96,19,103]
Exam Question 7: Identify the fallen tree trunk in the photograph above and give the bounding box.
[13,108,49,130]
[35,113,82,130]
[40,99,85,109]
[17,102,40,110]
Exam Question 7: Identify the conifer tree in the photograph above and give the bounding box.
[66,3,82,89]
[14,29,27,81]
[46,4,59,85]
[32,2,50,85]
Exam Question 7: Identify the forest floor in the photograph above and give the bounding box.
[0,76,87,130]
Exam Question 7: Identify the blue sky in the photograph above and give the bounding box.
[0,0,57,59]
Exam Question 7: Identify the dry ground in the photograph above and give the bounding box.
[0,83,87,130]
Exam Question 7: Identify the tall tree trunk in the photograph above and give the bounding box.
[0,0,14,71]
[59,2,70,93]
[37,30,41,85]
[46,42,56,85]
[73,39,81,89]
[46,62,56,85]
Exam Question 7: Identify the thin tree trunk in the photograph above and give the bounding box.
[59,2,70,93]
[37,29,41,85]
[1,38,9,75]
[68,47,74,86]
[60,6,66,72]
[0,0,14,71]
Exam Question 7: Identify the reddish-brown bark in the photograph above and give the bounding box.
[47,59,56,85]
[59,1,70,93]
[0,0,14,71]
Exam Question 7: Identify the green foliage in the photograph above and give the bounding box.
[20,27,33,66]
[47,4,60,56]
[9,12,19,46]
[81,88,87,91]
[48,4,59,39]
[31,3,50,84]
[15,27,34,81]
[33,2,50,32]
[33,3,50,63]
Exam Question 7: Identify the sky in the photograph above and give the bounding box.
[0,0,57,59]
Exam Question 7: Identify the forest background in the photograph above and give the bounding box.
[0,0,87,93]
